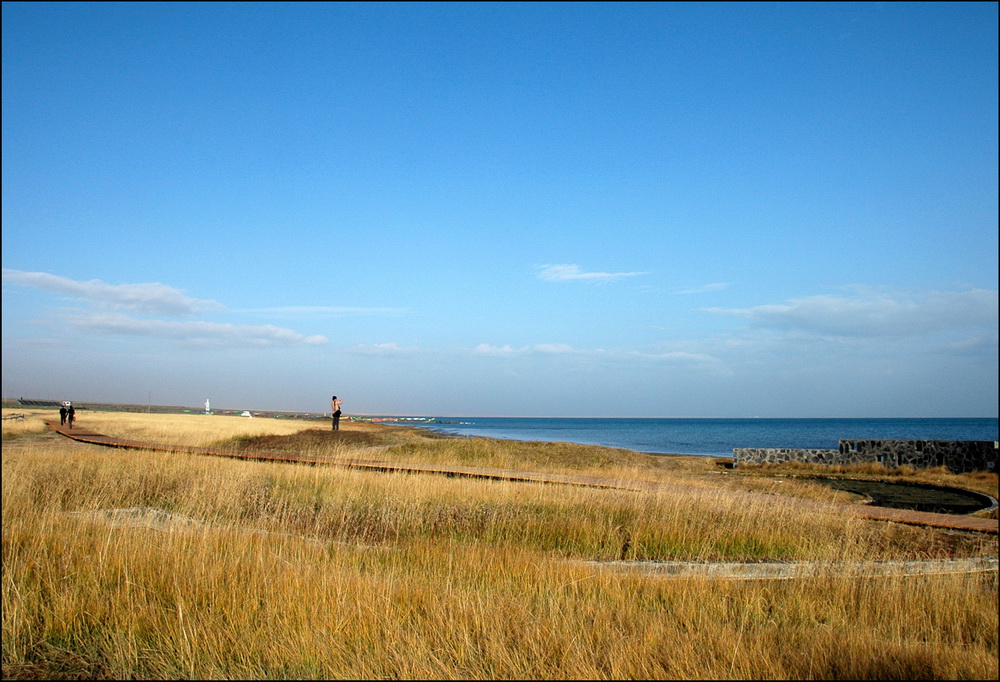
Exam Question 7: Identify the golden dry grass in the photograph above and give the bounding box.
[733,459,999,500]
[3,409,997,679]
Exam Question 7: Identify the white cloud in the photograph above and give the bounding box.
[474,343,518,355]
[62,311,328,347]
[2,269,222,317]
[345,342,419,356]
[706,288,998,338]
[631,350,720,363]
[536,264,648,283]
[474,343,581,355]
[675,282,730,295]
[532,343,578,354]
[242,305,409,318]
[626,348,732,375]
[472,342,726,367]
[3,269,332,348]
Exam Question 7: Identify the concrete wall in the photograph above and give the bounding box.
[733,440,997,474]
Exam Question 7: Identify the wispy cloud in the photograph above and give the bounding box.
[344,342,419,356]
[62,311,328,347]
[536,264,648,283]
[474,343,582,356]
[3,269,222,316]
[675,282,730,295]
[241,306,409,318]
[532,343,578,354]
[707,288,998,337]
[4,269,328,348]
[470,342,731,376]
[627,349,732,375]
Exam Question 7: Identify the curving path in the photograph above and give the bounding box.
[45,421,997,534]
[583,556,1000,580]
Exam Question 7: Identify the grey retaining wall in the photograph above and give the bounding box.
[733,440,997,474]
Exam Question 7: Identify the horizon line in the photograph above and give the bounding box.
[2,397,995,421]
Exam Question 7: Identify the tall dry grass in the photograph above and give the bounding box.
[3,410,997,679]
[737,459,1000,501]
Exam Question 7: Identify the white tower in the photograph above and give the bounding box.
[205,398,211,414]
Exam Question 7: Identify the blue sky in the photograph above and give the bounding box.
[3,1,997,417]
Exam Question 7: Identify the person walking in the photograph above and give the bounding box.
[331,395,343,431]
[59,404,67,425]
[67,404,76,429]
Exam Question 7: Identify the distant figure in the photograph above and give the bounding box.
[67,405,76,429]
[59,404,67,425]
[331,395,343,431]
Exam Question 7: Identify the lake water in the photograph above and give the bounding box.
[402,417,999,458]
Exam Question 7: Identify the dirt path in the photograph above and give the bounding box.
[581,556,1000,580]
[44,421,997,535]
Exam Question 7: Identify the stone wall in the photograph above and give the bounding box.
[838,439,997,473]
[733,440,997,474]
[731,448,839,467]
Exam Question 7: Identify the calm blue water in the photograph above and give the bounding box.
[404,417,999,458]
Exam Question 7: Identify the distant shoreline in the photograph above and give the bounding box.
[3,399,994,421]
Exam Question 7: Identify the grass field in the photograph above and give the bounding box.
[3,408,997,679]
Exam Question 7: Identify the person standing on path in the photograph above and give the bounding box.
[59,404,67,425]
[67,404,76,429]
[331,395,343,431]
